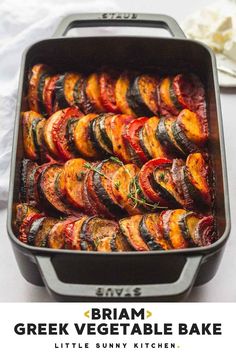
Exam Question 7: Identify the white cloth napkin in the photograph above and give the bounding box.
[0,0,119,204]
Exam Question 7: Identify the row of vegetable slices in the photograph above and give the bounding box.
[23,107,208,165]
[20,152,212,220]
[15,203,216,251]
[27,64,207,121]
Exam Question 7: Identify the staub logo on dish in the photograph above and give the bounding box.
[102,13,138,20]
[95,287,142,297]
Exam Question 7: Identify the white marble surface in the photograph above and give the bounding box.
[0,0,236,302]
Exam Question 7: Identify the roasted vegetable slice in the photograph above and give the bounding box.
[184,153,212,206]
[64,216,88,250]
[89,114,114,155]
[98,113,114,153]
[143,116,169,159]
[44,74,60,116]
[28,64,51,113]
[160,209,188,249]
[32,117,46,158]
[119,215,149,251]
[18,212,44,244]
[74,113,100,158]
[20,159,38,203]
[52,107,83,161]
[15,203,40,232]
[127,74,159,116]
[43,109,65,159]
[38,163,79,216]
[111,163,142,215]
[81,170,98,216]
[194,215,216,246]
[179,212,202,246]
[63,158,88,210]
[152,160,185,207]
[110,114,133,163]
[48,217,77,249]
[55,72,81,108]
[159,77,181,115]
[115,72,136,116]
[157,116,185,156]
[123,117,150,165]
[138,158,172,205]
[86,73,105,112]
[99,69,120,113]
[80,216,119,251]
[22,111,44,160]
[111,232,132,251]
[32,217,58,247]
[174,109,208,147]
[93,159,126,217]
[139,213,171,250]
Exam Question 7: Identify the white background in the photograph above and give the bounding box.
[0,303,234,353]
[0,0,236,302]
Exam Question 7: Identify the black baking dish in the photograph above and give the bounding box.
[7,13,230,301]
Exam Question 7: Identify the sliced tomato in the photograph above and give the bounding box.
[18,213,44,244]
[44,74,60,116]
[123,117,150,164]
[52,107,83,161]
[99,70,120,113]
[138,158,172,204]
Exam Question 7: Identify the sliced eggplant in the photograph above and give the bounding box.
[74,76,95,114]
[119,214,149,251]
[93,159,126,217]
[33,217,58,247]
[55,72,81,108]
[89,114,113,155]
[143,116,169,159]
[179,212,202,246]
[80,216,119,251]
[81,169,98,216]
[38,163,79,216]
[127,74,159,116]
[98,113,114,153]
[152,161,185,207]
[159,76,181,115]
[22,111,44,160]
[20,159,38,203]
[74,113,100,159]
[27,216,46,246]
[139,213,171,250]
[111,231,133,252]
[184,153,212,207]
[160,209,188,249]
[18,212,44,244]
[28,64,51,113]
[157,116,185,156]
[55,74,70,109]
[66,117,80,154]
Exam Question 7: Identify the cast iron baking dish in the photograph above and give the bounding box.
[7,13,231,301]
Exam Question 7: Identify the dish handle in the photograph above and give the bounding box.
[36,254,202,301]
[53,13,186,39]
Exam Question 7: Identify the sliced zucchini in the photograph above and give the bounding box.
[139,213,171,250]
[74,113,100,159]
[119,215,149,251]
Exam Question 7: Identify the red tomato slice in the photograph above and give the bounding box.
[138,158,172,203]
[44,74,60,116]
[99,70,120,113]
[52,107,83,161]
[123,117,150,163]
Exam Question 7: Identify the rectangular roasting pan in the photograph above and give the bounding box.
[7,13,231,302]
